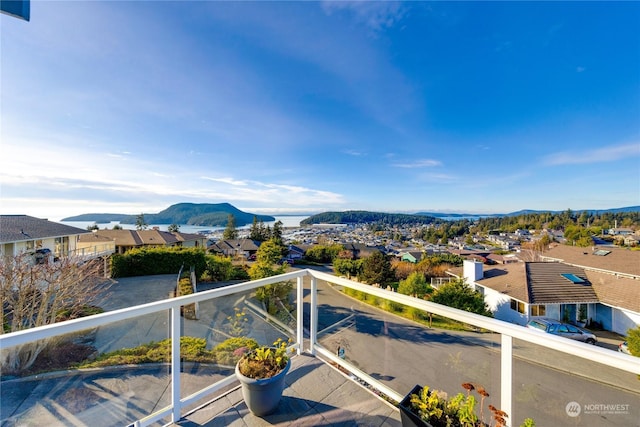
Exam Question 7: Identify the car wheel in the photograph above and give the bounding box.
[586,338,596,345]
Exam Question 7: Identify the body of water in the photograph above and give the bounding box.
[59,215,309,234]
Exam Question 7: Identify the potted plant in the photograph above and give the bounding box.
[234,338,292,416]
[398,382,535,427]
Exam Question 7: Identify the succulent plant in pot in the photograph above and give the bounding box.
[234,338,293,416]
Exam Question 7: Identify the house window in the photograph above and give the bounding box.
[510,299,525,314]
[26,240,34,250]
[531,305,546,316]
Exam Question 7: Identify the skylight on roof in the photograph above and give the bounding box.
[561,273,585,284]
[593,249,611,256]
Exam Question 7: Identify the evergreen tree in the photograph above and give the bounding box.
[223,214,238,240]
[135,213,148,230]
[359,251,395,287]
[248,238,290,315]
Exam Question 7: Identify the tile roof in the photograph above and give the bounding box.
[93,229,204,247]
[137,229,180,245]
[94,230,143,246]
[210,239,260,253]
[0,215,89,243]
[541,244,640,277]
[77,232,115,243]
[476,262,530,302]
[586,270,640,313]
[526,262,599,304]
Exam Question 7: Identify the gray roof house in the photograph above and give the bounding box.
[0,214,112,259]
[455,245,640,335]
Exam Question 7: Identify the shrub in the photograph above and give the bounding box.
[626,326,640,356]
[110,247,207,278]
[213,337,259,366]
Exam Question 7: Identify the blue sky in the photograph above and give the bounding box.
[1,1,639,221]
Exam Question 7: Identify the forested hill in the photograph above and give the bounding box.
[61,203,275,227]
[300,211,440,226]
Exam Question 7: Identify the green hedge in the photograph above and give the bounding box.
[111,247,207,278]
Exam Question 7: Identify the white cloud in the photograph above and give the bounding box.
[544,142,640,166]
[343,149,366,156]
[203,177,249,187]
[321,1,407,31]
[392,159,442,168]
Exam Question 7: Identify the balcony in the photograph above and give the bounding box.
[1,269,639,426]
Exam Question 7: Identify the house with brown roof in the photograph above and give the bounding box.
[0,215,113,260]
[456,245,640,335]
[94,228,206,254]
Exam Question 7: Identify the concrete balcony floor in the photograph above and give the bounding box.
[177,353,402,427]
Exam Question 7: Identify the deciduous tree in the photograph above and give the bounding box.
[431,279,492,316]
[397,271,433,299]
[1,254,111,374]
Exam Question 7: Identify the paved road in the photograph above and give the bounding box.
[302,273,640,427]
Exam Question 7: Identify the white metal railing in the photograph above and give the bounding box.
[1,269,638,427]
[68,244,116,258]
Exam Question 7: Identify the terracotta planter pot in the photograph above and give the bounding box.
[235,357,291,416]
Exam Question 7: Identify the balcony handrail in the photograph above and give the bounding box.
[1,268,638,427]
[0,269,306,349]
[2,267,638,373]
[310,270,640,374]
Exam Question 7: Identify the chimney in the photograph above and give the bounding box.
[463,259,483,282]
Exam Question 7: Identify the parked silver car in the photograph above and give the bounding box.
[526,318,597,344]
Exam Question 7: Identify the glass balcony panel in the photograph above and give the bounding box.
[316,281,502,412]
[1,312,172,426]
[512,337,639,427]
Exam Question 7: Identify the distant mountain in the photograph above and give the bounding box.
[414,211,498,218]
[416,206,640,218]
[301,206,640,226]
[300,210,440,226]
[62,203,275,227]
[502,206,640,217]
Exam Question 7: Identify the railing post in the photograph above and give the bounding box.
[171,306,181,423]
[296,276,303,355]
[309,276,317,355]
[501,334,513,427]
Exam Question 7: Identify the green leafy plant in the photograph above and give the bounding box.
[236,338,292,379]
[406,382,535,427]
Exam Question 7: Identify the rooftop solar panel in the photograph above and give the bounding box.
[561,273,586,284]
[593,249,611,256]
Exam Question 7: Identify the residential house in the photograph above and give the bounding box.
[608,227,634,236]
[623,234,640,246]
[399,251,425,263]
[0,215,112,260]
[208,239,261,259]
[94,228,206,254]
[287,244,306,260]
[455,244,640,335]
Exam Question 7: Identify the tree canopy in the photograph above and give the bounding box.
[431,279,492,317]
[358,251,396,287]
